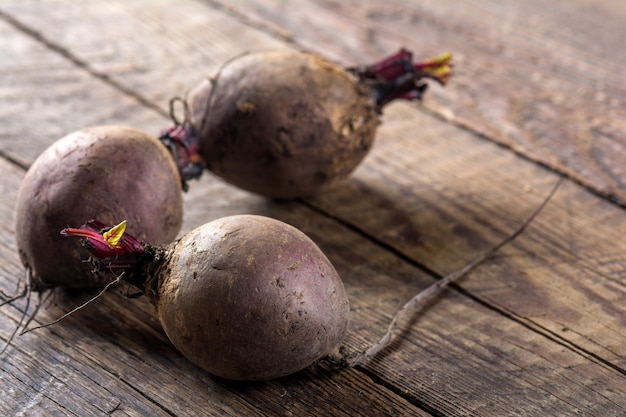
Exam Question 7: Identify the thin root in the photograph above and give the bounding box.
[168,96,191,128]
[21,290,53,333]
[339,178,563,367]
[0,277,27,306]
[2,269,122,353]
[1,288,31,355]
[22,274,123,335]
[0,268,34,354]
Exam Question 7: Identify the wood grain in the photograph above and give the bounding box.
[1,0,626,416]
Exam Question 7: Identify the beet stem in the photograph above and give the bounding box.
[61,220,147,268]
[160,96,206,189]
[348,49,452,107]
[342,178,563,367]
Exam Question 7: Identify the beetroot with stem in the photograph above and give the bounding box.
[14,125,184,292]
[159,97,205,186]
[59,180,559,381]
[2,125,184,353]
[165,49,452,198]
[63,215,349,381]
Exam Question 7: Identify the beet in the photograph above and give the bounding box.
[168,49,451,198]
[15,125,183,291]
[155,215,349,380]
[62,215,349,381]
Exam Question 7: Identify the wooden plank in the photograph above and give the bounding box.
[2,0,626,415]
[0,16,171,169]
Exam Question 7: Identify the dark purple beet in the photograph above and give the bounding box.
[164,49,451,198]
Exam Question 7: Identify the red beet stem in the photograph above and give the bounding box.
[159,125,205,186]
[349,49,452,107]
[61,220,150,274]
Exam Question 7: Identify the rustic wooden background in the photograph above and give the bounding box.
[1,1,626,416]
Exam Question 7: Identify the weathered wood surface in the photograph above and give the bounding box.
[1,1,626,416]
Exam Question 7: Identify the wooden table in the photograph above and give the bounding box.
[2,1,626,415]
